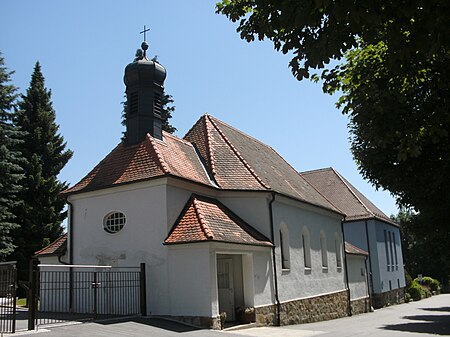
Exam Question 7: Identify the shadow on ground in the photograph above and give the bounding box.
[95,317,202,333]
[381,306,450,336]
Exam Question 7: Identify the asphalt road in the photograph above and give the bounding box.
[11,294,450,337]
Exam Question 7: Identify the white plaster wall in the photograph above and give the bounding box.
[346,255,368,300]
[68,181,169,315]
[166,244,214,317]
[219,195,272,239]
[272,200,346,302]
[371,220,406,293]
[343,221,368,251]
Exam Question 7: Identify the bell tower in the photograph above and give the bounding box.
[123,27,167,145]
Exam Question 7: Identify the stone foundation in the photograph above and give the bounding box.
[372,287,405,309]
[156,315,221,330]
[256,290,350,326]
[350,296,370,315]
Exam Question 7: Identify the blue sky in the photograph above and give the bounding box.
[1,0,398,216]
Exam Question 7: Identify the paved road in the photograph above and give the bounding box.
[12,294,450,336]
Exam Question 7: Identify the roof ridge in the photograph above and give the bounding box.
[300,167,333,175]
[162,130,192,146]
[192,198,214,240]
[299,170,344,215]
[207,115,270,190]
[332,168,374,217]
[208,115,275,149]
[204,116,218,177]
[146,135,170,174]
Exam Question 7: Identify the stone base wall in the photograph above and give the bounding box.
[256,290,349,326]
[372,287,405,309]
[156,315,221,330]
[350,296,370,315]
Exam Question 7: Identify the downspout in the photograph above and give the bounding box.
[341,220,352,316]
[67,200,74,265]
[268,192,281,326]
[66,199,74,313]
[365,220,374,309]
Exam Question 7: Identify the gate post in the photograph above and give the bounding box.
[140,263,147,316]
[12,264,17,333]
[28,259,38,330]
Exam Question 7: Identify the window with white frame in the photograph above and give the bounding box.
[280,224,290,270]
[104,211,126,233]
[302,227,311,269]
[320,231,328,269]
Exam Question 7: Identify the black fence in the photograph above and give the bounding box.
[0,261,17,333]
[28,261,146,329]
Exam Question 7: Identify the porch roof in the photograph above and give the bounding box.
[164,195,272,247]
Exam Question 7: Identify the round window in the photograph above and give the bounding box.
[104,212,126,233]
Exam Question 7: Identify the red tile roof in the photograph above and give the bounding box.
[184,115,340,212]
[165,195,272,247]
[64,132,214,194]
[345,241,369,256]
[35,234,68,256]
[65,114,340,214]
[300,167,397,225]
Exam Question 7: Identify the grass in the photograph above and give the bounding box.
[16,298,27,307]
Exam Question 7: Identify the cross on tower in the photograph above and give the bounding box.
[140,25,150,42]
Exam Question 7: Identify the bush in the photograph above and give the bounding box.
[405,270,412,288]
[414,276,441,292]
[408,280,425,301]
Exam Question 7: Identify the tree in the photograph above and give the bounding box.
[0,52,24,261]
[11,62,72,272]
[216,0,448,80]
[393,208,450,284]
[217,1,450,234]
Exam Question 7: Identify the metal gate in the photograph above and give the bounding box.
[0,261,17,333]
[28,261,146,329]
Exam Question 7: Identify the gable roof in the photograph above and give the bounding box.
[165,195,272,247]
[35,234,68,256]
[184,115,340,213]
[300,167,397,226]
[64,132,214,194]
[344,241,369,256]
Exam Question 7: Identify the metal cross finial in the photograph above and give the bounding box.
[140,25,150,42]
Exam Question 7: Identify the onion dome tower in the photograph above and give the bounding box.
[123,35,167,145]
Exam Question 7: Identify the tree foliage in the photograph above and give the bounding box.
[217,0,450,234]
[0,52,24,261]
[217,0,449,80]
[11,62,72,271]
[393,208,450,284]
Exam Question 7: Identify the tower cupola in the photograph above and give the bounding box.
[123,35,166,145]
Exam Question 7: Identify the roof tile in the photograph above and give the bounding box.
[165,195,272,246]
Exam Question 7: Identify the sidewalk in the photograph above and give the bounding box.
[11,294,450,337]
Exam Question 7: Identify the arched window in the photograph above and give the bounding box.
[320,231,328,269]
[280,224,290,270]
[335,233,342,269]
[104,211,126,233]
[302,227,311,269]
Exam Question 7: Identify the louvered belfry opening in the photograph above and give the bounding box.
[123,43,167,145]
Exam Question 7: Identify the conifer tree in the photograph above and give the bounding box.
[0,52,24,261]
[11,62,72,270]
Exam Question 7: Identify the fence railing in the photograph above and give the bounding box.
[28,261,146,329]
[0,261,17,333]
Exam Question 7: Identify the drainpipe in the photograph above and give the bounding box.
[268,192,281,326]
[341,220,352,316]
[67,199,74,313]
[365,220,374,309]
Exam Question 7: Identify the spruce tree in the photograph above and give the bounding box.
[11,62,72,270]
[0,52,24,261]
